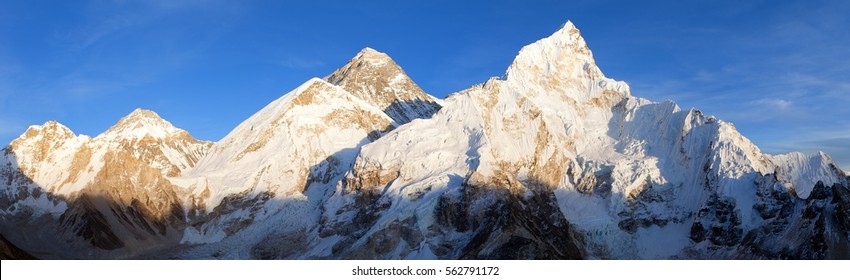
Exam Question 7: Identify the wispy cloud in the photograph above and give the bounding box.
[0,0,247,146]
[34,1,242,99]
[750,98,792,110]
[622,2,850,166]
[60,1,238,51]
[760,124,850,169]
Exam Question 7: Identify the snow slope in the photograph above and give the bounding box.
[1,21,847,260]
[174,48,446,255]
[176,78,396,246]
[324,21,849,259]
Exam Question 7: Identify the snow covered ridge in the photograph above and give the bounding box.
[1,20,849,260]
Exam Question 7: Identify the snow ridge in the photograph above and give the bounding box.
[1,20,848,260]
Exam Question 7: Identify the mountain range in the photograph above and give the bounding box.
[2,21,848,259]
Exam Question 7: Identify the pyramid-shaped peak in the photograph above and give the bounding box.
[526,20,589,55]
[504,20,600,83]
[549,20,585,44]
[113,108,171,128]
[126,108,164,120]
[351,47,395,66]
[325,48,403,87]
[324,47,441,124]
[358,47,382,56]
[325,47,408,88]
[102,108,181,140]
[560,20,578,32]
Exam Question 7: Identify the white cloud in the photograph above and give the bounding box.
[751,98,792,110]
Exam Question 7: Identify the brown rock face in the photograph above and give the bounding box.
[0,109,211,258]
[325,48,441,124]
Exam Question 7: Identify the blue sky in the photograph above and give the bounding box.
[1,0,848,168]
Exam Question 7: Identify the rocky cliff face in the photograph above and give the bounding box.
[1,21,847,259]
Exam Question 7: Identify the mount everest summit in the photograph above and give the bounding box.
[1,21,848,259]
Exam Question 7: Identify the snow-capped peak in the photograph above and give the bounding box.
[5,19,848,261]
[6,120,83,161]
[324,48,441,124]
[99,108,182,140]
[499,21,629,106]
[352,47,392,66]
[505,20,602,83]
[325,47,409,92]
[770,151,845,199]
[16,121,76,142]
[554,20,580,41]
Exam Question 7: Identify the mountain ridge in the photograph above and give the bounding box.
[2,21,848,259]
